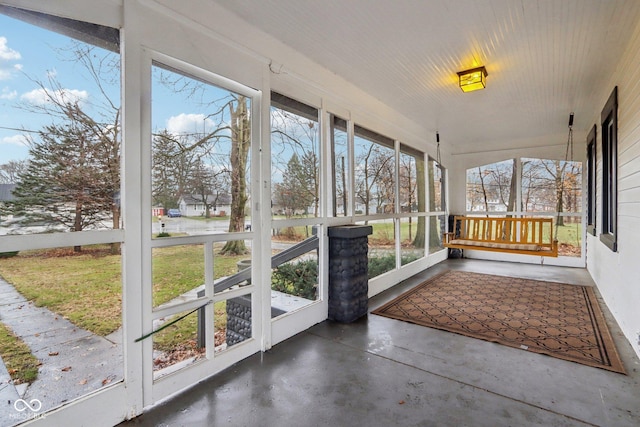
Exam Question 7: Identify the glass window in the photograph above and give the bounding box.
[429,214,446,254]
[270,92,320,219]
[400,216,425,264]
[465,159,515,212]
[151,62,251,239]
[0,8,121,236]
[400,145,424,213]
[354,125,395,216]
[365,218,396,278]
[429,157,444,212]
[521,158,582,214]
[331,115,349,217]
[600,87,618,252]
[586,126,597,236]
[0,6,123,410]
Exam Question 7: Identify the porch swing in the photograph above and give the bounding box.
[443,114,575,258]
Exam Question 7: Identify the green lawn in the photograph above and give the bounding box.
[0,322,40,384]
[0,244,246,337]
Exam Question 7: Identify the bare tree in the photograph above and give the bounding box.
[0,160,28,184]
[355,143,394,216]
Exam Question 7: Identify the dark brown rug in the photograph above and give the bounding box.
[372,270,625,374]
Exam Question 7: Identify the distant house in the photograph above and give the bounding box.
[0,183,17,221]
[0,184,17,203]
[178,193,232,217]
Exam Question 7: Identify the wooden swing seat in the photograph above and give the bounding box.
[443,216,558,257]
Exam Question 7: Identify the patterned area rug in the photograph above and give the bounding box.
[373,270,625,374]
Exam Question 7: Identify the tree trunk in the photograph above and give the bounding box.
[74,198,83,252]
[506,159,517,216]
[110,202,121,255]
[221,97,250,255]
[478,167,489,215]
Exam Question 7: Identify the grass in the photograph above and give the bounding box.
[0,246,122,336]
[0,244,248,338]
[0,322,40,384]
[153,302,227,352]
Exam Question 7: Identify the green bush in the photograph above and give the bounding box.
[368,253,422,278]
[156,232,171,238]
[0,251,19,259]
[271,259,317,300]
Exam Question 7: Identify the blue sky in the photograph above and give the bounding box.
[0,13,120,164]
[0,12,239,170]
[0,10,324,190]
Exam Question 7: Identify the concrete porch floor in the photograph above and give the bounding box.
[121,259,640,426]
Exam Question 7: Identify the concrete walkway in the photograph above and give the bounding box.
[0,278,123,426]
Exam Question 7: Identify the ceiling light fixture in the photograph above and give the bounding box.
[457,66,488,92]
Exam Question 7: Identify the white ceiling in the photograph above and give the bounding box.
[211,0,640,155]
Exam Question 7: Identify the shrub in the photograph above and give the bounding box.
[368,253,422,278]
[368,254,396,278]
[272,259,317,300]
[0,251,19,259]
[156,232,171,238]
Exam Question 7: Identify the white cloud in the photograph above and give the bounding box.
[166,113,214,136]
[0,36,21,61]
[1,134,28,146]
[0,37,21,81]
[0,63,22,81]
[21,87,88,106]
[0,87,17,100]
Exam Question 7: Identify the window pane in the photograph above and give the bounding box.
[556,215,582,257]
[331,116,349,216]
[271,226,319,318]
[153,309,204,377]
[223,295,251,350]
[354,127,395,215]
[270,93,320,219]
[0,9,123,415]
[366,218,396,278]
[152,244,205,309]
[400,145,425,213]
[0,245,123,406]
[521,158,582,213]
[429,157,443,212]
[466,160,515,212]
[429,214,445,254]
[586,126,597,234]
[400,216,425,264]
[151,63,251,237]
[0,13,121,236]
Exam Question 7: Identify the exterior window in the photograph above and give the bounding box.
[399,144,426,263]
[270,92,320,219]
[151,62,251,237]
[354,125,395,216]
[600,87,618,251]
[0,5,123,409]
[466,159,515,212]
[354,125,395,278]
[586,125,597,236]
[331,115,349,216]
[428,157,445,253]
